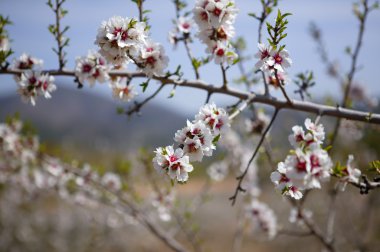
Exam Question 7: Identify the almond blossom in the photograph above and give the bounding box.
[101,172,122,191]
[135,40,169,77]
[17,70,57,106]
[245,199,277,239]
[174,120,214,162]
[95,16,147,65]
[109,77,138,102]
[75,51,109,86]
[153,146,194,183]
[193,0,238,65]
[195,102,230,135]
[271,118,332,200]
[12,53,43,70]
[339,155,362,191]
[266,49,292,73]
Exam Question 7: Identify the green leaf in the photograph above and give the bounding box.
[212,134,221,145]
[139,80,149,92]
[116,107,125,114]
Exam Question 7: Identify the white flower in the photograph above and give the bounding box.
[151,191,175,222]
[195,103,230,135]
[75,51,109,86]
[266,49,292,73]
[304,118,325,144]
[174,120,214,162]
[209,41,237,64]
[75,163,99,187]
[245,199,277,239]
[44,158,64,177]
[109,77,138,102]
[153,146,194,183]
[135,40,169,77]
[95,16,147,65]
[267,71,290,87]
[207,161,229,181]
[339,155,361,191]
[17,71,57,106]
[198,24,235,46]
[254,43,271,70]
[204,0,238,28]
[272,118,332,200]
[101,172,122,191]
[177,16,193,34]
[288,118,325,148]
[12,53,43,70]
[193,1,211,30]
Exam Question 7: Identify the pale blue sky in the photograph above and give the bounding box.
[1,0,379,115]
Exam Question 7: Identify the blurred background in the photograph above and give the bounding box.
[0,0,380,251]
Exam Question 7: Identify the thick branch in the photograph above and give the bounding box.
[1,69,380,124]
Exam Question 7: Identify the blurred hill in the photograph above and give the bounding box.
[0,86,186,155]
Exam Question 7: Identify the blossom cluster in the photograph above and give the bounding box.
[270,118,332,199]
[95,16,168,77]
[245,200,277,239]
[11,54,56,106]
[254,43,292,87]
[0,118,124,197]
[153,103,230,183]
[75,51,109,86]
[168,16,194,48]
[193,0,238,64]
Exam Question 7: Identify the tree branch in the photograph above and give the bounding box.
[1,69,380,124]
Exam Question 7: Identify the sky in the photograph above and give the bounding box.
[0,0,379,116]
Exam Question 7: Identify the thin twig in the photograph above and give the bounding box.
[183,39,200,79]
[274,69,292,105]
[229,108,279,205]
[127,84,165,116]
[221,64,228,89]
[329,0,370,147]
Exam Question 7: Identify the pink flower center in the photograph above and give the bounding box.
[261,50,269,60]
[201,11,208,21]
[296,159,307,172]
[216,48,224,57]
[169,155,178,162]
[213,8,221,16]
[310,155,320,169]
[112,28,122,37]
[146,47,154,52]
[82,64,92,73]
[274,54,282,64]
[29,76,37,84]
[188,143,197,153]
[182,23,190,29]
[192,128,201,135]
[171,163,181,170]
[216,121,223,129]
[296,134,303,142]
[280,174,289,183]
[42,81,48,90]
[93,69,100,78]
[146,56,156,65]
[121,31,128,41]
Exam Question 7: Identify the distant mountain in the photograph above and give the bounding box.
[0,86,187,153]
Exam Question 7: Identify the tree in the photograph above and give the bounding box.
[0,0,379,251]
